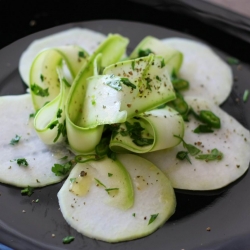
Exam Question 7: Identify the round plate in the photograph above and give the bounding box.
[0,20,250,250]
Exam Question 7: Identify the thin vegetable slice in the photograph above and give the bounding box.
[162,38,233,105]
[110,106,184,153]
[142,96,250,190]
[58,154,176,242]
[129,36,183,75]
[34,67,70,144]
[29,45,89,110]
[19,28,106,84]
[103,55,176,118]
[66,34,129,154]
[0,94,73,187]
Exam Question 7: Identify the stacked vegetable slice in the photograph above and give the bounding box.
[0,28,249,243]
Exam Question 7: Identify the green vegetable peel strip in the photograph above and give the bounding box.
[110,106,184,153]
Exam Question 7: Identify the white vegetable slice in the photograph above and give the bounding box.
[0,94,73,187]
[19,28,106,84]
[58,154,176,242]
[162,38,233,105]
[142,97,250,190]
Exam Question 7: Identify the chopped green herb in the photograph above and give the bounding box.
[29,109,40,118]
[120,78,136,89]
[176,151,191,164]
[131,60,135,70]
[174,135,201,156]
[48,120,59,130]
[132,213,136,217]
[195,148,223,161]
[227,57,239,65]
[14,158,29,167]
[161,59,165,68]
[40,74,44,82]
[53,120,67,143]
[193,125,214,134]
[105,188,119,194]
[243,89,249,102]
[123,121,154,147]
[156,75,161,81]
[57,109,62,118]
[51,161,73,176]
[21,186,34,196]
[78,51,85,58]
[148,213,159,225]
[63,236,75,244]
[30,83,49,97]
[138,48,154,57]
[10,135,21,145]
[94,178,107,188]
[60,156,68,160]
[133,138,154,146]
[145,77,152,90]
[62,77,71,87]
[70,178,76,183]
[35,199,39,203]
[108,173,113,177]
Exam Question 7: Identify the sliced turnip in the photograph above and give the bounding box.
[58,154,176,242]
[142,96,250,190]
[19,28,106,84]
[162,38,233,105]
[0,94,73,187]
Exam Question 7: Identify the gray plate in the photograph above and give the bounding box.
[0,20,249,250]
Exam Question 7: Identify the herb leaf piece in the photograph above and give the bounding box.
[105,188,119,194]
[148,213,159,225]
[94,178,107,188]
[174,135,201,156]
[138,48,154,57]
[14,158,28,167]
[51,161,73,176]
[227,57,240,65]
[243,89,249,102]
[78,51,85,58]
[30,83,49,97]
[120,78,136,89]
[193,125,214,134]
[63,236,75,244]
[10,135,21,145]
[195,148,223,161]
[176,151,191,164]
[21,186,34,196]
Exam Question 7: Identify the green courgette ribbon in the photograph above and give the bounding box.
[30,34,184,153]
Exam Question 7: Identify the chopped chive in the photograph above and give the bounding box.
[243,89,249,102]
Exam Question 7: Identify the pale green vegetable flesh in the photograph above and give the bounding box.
[19,28,106,84]
[66,34,129,154]
[34,68,70,144]
[129,36,183,75]
[103,55,176,118]
[162,38,233,105]
[0,94,73,187]
[142,97,250,190]
[29,46,88,110]
[58,154,176,242]
[110,106,184,153]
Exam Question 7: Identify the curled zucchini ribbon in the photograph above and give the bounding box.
[31,45,89,144]
[30,34,184,155]
[110,106,184,153]
[129,36,183,75]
